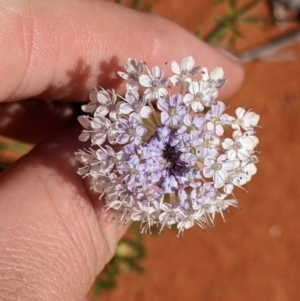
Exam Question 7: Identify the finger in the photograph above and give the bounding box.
[0,126,129,301]
[0,0,243,103]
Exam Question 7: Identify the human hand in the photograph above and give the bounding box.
[0,1,244,300]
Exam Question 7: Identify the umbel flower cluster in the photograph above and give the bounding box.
[75,56,260,235]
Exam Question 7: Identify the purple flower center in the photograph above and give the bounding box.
[162,144,180,169]
[144,125,190,193]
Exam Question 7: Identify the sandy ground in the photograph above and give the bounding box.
[96,1,300,301]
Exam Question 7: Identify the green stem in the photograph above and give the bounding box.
[204,0,263,43]
[148,101,161,125]
[132,0,142,9]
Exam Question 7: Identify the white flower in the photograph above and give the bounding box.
[190,184,218,210]
[170,56,201,89]
[238,159,258,185]
[159,203,183,231]
[228,107,260,131]
[193,131,220,158]
[222,175,239,194]
[201,66,227,89]
[95,145,128,174]
[84,88,118,121]
[196,194,237,223]
[205,101,229,136]
[177,209,206,235]
[139,66,169,100]
[222,158,258,193]
[196,196,221,224]
[117,58,144,89]
[75,148,99,177]
[117,90,152,120]
[77,115,114,145]
[113,116,147,145]
[90,174,119,200]
[105,182,135,214]
[213,195,238,221]
[222,130,259,161]
[203,154,238,188]
[183,80,217,112]
[131,203,159,234]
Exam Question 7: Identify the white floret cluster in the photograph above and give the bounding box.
[75,56,260,235]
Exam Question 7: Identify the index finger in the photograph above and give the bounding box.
[0,0,243,102]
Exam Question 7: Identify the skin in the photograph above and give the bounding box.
[0,0,244,300]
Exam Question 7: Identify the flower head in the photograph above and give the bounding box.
[76,55,260,235]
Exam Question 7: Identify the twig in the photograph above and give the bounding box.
[235,27,300,62]
[204,0,263,43]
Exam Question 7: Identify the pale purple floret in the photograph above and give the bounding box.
[139,65,169,100]
[114,116,147,145]
[118,90,152,120]
[85,88,118,121]
[175,114,205,144]
[157,94,188,127]
[205,101,229,136]
[141,125,193,193]
[116,161,145,188]
[117,58,144,89]
[95,145,128,174]
[193,131,220,158]
[170,56,201,89]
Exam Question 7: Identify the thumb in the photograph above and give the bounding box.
[0,126,128,301]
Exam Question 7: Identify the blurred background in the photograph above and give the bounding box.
[1,0,299,300]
